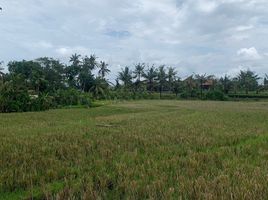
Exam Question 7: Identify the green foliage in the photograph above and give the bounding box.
[1,55,268,113]
[52,89,92,108]
[0,76,52,112]
[205,90,228,101]
[0,77,31,112]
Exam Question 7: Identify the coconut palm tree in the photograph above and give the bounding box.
[167,67,177,92]
[70,53,81,67]
[90,77,108,99]
[118,67,132,88]
[237,70,260,94]
[98,61,110,79]
[157,65,167,99]
[66,54,81,88]
[0,61,4,84]
[219,75,232,94]
[264,74,268,88]
[142,65,158,93]
[133,63,145,82]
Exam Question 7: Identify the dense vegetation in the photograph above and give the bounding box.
[1,100,268,199]
[0,55,268,112]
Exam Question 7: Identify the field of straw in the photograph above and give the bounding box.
[1,100,268,199]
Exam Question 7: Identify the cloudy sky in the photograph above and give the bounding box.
[1,0,268,79]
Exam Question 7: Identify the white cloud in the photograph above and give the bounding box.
[196,0,218,13]
[236,25,254,32]
[237,47,261,60]
[1,0,268,78]
[55,46,90,57]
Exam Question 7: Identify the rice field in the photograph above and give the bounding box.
[1,100,268,199]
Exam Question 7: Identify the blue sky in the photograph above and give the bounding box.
[1,0,268,80]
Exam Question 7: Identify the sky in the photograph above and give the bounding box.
[1,0,268,80]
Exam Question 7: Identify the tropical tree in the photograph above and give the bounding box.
[79,55,98,92]
[8,60,47,93]
[264,74,268,90]
[118,67,132,88]
[237,70,260,94]
[195,74,207,98]
[167,67,177,92]
[0,61,4,84]
[133,63,145,92]
[66,54,81,88]
[183,75,197,97]
[98,61,110,79]
[157,65,167,98]
[173,77,182,97]
[219,75,232,94]
[90,77,108,99]
[232,77,239,94]
[36,57,65,92]
[133,63,145,82]
[142,65,158,93]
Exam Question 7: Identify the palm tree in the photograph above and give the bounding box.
[133,63,145,82]
[70,53,81,67]
[157,65,167,99]
[173,77,181,97]
[118,67,132,88]
[195,74,207,98]
[142,65,158,93]
[264,74,268,88]
[133,63,145,92]
[83,55,97,71]
[98,61,110,79]
[219,75,232,94]
[90,77,108,99]
[0,61,4,84]
[167,67,177,92]
[237,70,260,94]
[66,54,81,88]
[78,55,98,91]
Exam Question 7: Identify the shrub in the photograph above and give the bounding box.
[0,80,31,112]
[205,90,228,101]
[52,89,92,108]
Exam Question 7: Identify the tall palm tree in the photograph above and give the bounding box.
[167,67,177,92]
[118,67,132,87]
[237,70,260,94]
[133,63,145,82]
[142,65,158,93]
[173,77,181,97]
[98,61,110,79]
[157,65,167,99]
[66,54,81,88]
[219,75,231,94]
[0,61,4,84]
[69,53,81,67]
[264,74,268,87]
[83,55,97,71]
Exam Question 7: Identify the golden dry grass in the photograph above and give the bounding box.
[1,100,268,199]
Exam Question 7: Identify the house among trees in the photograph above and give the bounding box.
[202,79,214,90]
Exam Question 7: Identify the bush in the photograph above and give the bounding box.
[180,90,198,99]
[205,90,228,101]
[30,94,52,111]
[52,89,92,108]
[0,82,30,113]
[0,81,52,113]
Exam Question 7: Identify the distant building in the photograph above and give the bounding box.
[202,79,214,90]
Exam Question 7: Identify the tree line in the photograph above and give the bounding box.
[0,54,268,112]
